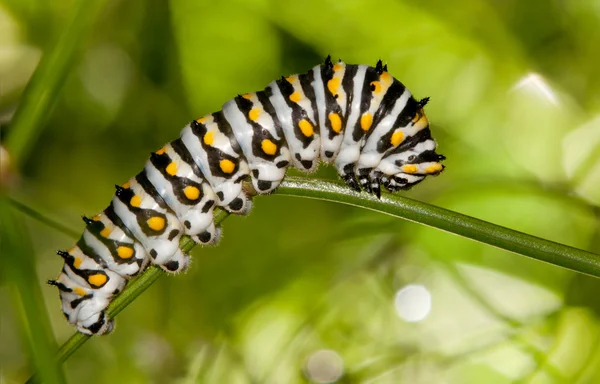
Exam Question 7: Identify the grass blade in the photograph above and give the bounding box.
[0,197,66,384]
[5,0,108,168]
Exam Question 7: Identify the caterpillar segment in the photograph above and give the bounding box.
[51,57,445,335]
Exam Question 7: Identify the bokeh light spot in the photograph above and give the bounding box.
[394,284,431,322]
[304,349,344,383]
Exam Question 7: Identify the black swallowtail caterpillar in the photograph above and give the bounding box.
[48,57,445,335]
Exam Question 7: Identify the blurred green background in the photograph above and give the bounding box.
[1,0,600,383]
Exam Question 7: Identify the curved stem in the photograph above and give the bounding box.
[29,177,600,383]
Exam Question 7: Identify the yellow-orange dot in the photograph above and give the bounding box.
[242,93,253,100]
[370,81,382,94]
[88,273,107,287]
[204,131,214,146]
[425,163,443,174]
[285,76,295,83]
[73,257,82,268]
[196,116,208,124]
[100,227,112,238]
[121,181,131,189]
[390,130,404,147]
[360,113,373,131]
[249,108,260,122]
[327,78,340,96]
[380,71,392,84]
[74,287,86,296]
[117,246,134,259]
[219,159,236,174]
[403,164,418,174]
[298,119,314,137]
[92,215,101,221]
[147,216,165,231]
[155,147,166,155]
[289,91,302,103]
[328,113,342,133]
[333,63,344,71]
[184,186,200,200]
[166,162,178,176]
[130,195,142,207]
[261,139,278,155]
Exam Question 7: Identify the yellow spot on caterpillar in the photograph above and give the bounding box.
[166,162,178,176]
[249,108,260,121]
[285,76,296,83]
[74,287,86,296]
[261,139,277,155]
[390,130,404,147]
[147,216,165,231]
[425,163,443,174]
[328,113,342,133]
[88,274,107,287]
[100,227,112,238]
[203,131,214,146]
[155,147,166,155]
[289,91,301,103]
[298,119,314,137]
[121,181,131,189]
[219,159,235,174]
[242,93,253,100]
[380,71,392,84]
[403,165,418,174]
[327,78,340,96]
[196,116,208,124]
[333,63,344,71]
[92,215,101,221]
[184,186,200,200]
[360,113,373,131]
[370,81,382,94]
[130,195,142,207]
[117,246,134,259]
[73,257,82,268]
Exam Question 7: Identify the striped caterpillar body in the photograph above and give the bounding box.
[49,57,446,335]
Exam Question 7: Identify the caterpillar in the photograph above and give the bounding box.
[48,57,445,335]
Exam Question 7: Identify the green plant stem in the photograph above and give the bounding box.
[5,0,108,168]
[9,198,80,239]
[277,177,600,277]
[29,177,599,383]
[1,198,66,384]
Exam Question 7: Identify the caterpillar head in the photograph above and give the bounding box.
[377,128,445,193]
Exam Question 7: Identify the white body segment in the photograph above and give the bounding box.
[223,94,291,193]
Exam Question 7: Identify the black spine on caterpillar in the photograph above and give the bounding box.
[50,57,445,335]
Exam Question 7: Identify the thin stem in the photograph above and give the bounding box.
[9,198,80,239]
[276,177,600,277]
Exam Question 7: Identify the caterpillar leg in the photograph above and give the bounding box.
[75,300,113,335]
[191,222,222,245]
[224,192,252,215]
[155,247,190,273]
[339,162,360,192]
